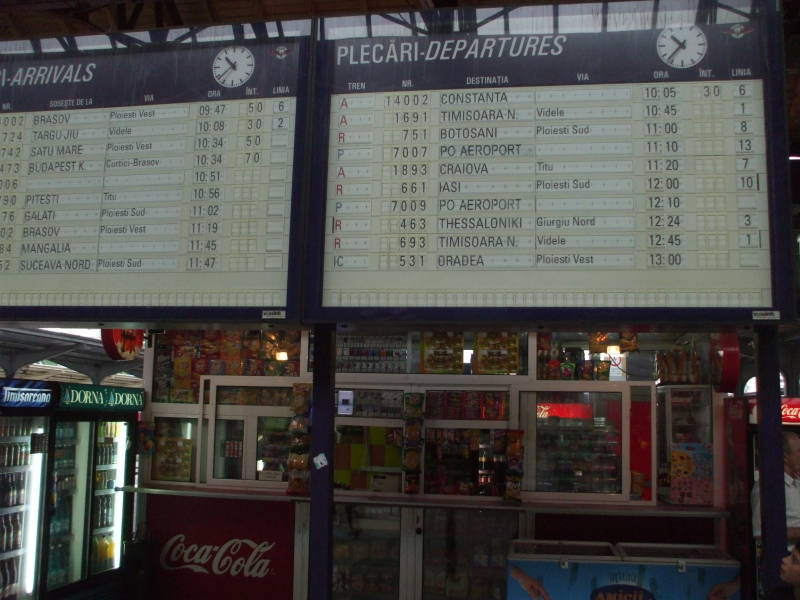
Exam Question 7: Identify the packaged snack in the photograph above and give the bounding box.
[241,330,263,359]
[589,332,609,353]
[291,383,312,414]
[425,391,445,418]
[402,447,421,472]
[420,331,464,374]
[594,359,611,380]
[546,359,561,380]
[403,392,425,419]
[404,419,423,442]
[404,473,420,494]
[560,361,575,380]
[445,391,466,419]
[619,329,638,352]
[464,392,482,419]
[581,360,595,380]
[199,330,220,359]
[220,331,243,361]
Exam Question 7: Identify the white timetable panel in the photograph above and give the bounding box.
[0,42,302,312]
[321,27,775,309]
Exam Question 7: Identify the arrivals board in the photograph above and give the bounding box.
[0,40,305,321]
[312,22,790,320]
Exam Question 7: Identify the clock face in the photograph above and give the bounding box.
[212,46,255,88]
[656,26,708,69]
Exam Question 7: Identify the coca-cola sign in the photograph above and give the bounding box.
[159,534,276,577]
[748,397,800,424]
[148,495,294,599]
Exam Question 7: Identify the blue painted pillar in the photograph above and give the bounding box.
[309,324,335,600]
[756,324,788,593]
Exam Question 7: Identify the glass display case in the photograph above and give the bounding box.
[422,508,517,600]
[151,417,198,483]
[520,383,655,502]
[533,391,622,494]
[206,378,295,488]
[333,504,401,600]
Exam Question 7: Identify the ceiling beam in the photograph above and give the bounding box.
[0,342,83,375]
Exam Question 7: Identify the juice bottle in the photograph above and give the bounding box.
[106,535,115,570]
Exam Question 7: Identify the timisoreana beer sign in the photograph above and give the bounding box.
[59,383,144,412]
[0,379,54,408]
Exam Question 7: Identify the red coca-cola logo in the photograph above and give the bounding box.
[159,534,276,578]
[783,404,800,422]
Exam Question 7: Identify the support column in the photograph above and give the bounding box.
[308,324,335,600]
[756,324,788,593]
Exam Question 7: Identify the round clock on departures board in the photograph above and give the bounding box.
[656,26,708,68]
[212,46,256,88]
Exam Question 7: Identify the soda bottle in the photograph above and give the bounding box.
[16,473,24,506]
[97,535,108,572]
[106,535,115,570]
[7,556,16,596]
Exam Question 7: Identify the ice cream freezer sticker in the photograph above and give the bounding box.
[507,560,740,600]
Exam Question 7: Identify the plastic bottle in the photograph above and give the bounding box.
[91,535,100,572]
[97,535,108,572]
[106,535,115,570]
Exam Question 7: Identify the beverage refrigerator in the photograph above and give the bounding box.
[0,378,59,600]
[39,383,143,597]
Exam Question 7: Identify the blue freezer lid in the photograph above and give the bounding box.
[0,378,54,408]
[617,543,738,565]
[509,539,621,561]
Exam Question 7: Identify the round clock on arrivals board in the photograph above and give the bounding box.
[656,26,708,69]
[212,46,255,88]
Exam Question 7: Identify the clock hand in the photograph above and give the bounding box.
[667,43,683,63]
[225,57,238,70]
[670,35,687,50]
[216,65,234,80]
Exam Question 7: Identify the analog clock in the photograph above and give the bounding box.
[656,26,707,69]
[212,46,255,88]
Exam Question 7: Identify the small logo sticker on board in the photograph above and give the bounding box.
[261,310,286,319]
[752,310,780,320]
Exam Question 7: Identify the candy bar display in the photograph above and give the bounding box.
[217,385,293,407]
[336,335,409,374]
[333,505,401,600]
[422,508,518,600]
[152,329,303,404]
[424,390,507,421]
[287,383,312,496]
[472,332,520,375]
[530,392,622,494]
[402,393,424,494]
[424,429,510,497]
[151,417,196,482]
[420,331,464,374]
[336,389,404,418]
[257,417,293,482]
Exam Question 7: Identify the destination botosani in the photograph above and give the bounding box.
[336,35,567,65]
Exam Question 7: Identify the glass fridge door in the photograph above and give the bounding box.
[0,416,48,600]
[89,421,128,575]
[46,421,90,590]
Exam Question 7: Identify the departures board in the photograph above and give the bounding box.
[315,23,787,318]
[0,40,305,320]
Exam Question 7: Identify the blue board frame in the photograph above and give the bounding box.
[0,37,310,324]
[305,3,793,324]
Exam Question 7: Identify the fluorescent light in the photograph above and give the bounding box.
[275,351,289,361]
[791,156,800,161]
[112,423,127,569]
[25,446,44,594]
[606,345,621,356]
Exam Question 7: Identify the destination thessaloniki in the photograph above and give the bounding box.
[336,35,567,65]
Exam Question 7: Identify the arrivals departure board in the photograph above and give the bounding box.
[315,23,788,318]
[0,40,304,320]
